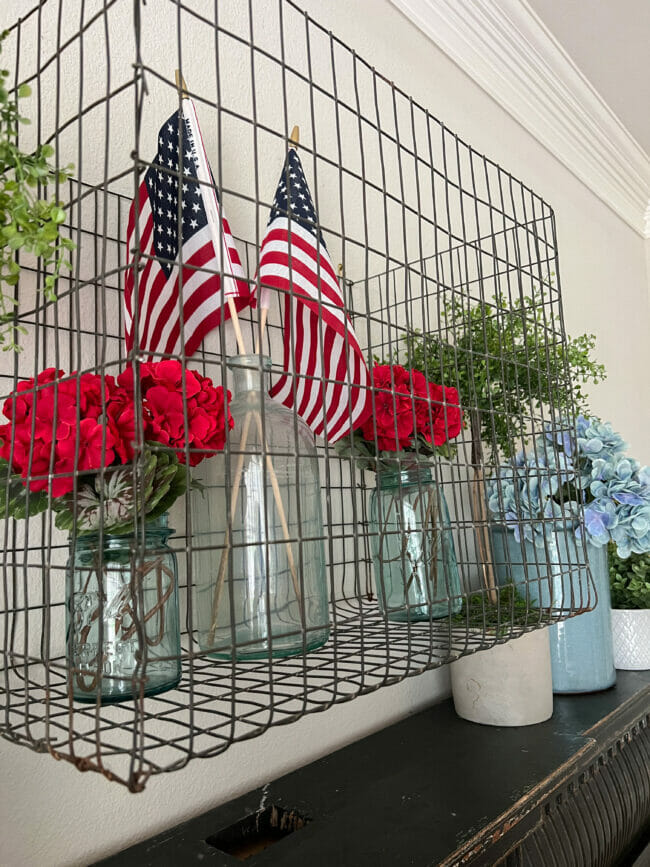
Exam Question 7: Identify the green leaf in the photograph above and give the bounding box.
[0,37,76,350]
[401,283,605,465]
[147,463,189,521]
[53,503,76,532]
[609,543,650,609]
[0,459,50,520]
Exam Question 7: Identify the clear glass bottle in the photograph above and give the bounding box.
[370,459,462,621]
[193,355,330,659]
[66,514,181,703]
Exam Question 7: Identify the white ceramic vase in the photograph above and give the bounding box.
[450,628,553,726]
[610,609,650,670]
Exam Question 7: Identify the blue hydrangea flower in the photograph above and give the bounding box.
[486,453,565,548]
[580,499,618,547]
[488,415,650,559]
[609,501,650,558]
[575,416,628,462]
[638,466,650,487]
[545,423,576,457]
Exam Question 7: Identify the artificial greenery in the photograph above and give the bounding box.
[400,288,606,466]
[608,543,650,610]
[452,583,551,636]
[0,30,74,350]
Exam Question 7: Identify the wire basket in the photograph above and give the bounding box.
[0,0,594,791]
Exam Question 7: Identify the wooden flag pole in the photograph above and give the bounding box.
[254,307,268,356]
[228,297,248,355]
[174,71,247,357]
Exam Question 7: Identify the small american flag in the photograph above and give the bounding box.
[258,148,371,442]
[124,99,250,358]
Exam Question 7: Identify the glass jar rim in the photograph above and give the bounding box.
[376,463,434,489]
[71,513,172,544]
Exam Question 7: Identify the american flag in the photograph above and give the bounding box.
[124,99,250,358]
[257,148,371,442]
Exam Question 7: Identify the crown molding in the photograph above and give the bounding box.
[389,0,650,239]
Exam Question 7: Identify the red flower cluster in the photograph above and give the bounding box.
[0,361,233,497]
[138,360,234,467]
[358,364,462,452]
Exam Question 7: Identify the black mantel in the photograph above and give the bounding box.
[97,670,650,866]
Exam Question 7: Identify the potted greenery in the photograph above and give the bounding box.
[402,287,605,601]
[400,289,604,724]
[609,545,650,670]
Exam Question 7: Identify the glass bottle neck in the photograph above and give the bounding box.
[228,354,272,398]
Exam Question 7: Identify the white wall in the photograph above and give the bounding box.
[1,1,649,865]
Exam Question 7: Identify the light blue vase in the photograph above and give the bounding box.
[490,525,616,693]
[549,541,616,693]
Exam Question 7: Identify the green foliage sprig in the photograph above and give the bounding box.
[334,428,457,473]
[609,543,650,610]
[400,287,606,466]
[0,30,75,350]
[0,443,198,536]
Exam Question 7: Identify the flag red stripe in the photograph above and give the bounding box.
[124,105,250,359]
[259,237,342,308]
[258,271,364,358]
[257,159,371,442]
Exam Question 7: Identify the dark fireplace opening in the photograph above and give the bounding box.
[206,804,310,861]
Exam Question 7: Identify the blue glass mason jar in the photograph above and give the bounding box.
[193,355,330,660]
[490,524,615,693]
[370,458,462,621]
[66,514,181,703]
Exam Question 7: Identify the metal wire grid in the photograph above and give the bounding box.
[0,0,594,791]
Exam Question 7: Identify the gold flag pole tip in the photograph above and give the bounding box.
[175,69,188,97]
[289,125,300,147]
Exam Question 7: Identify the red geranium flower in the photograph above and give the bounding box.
[427,383,462,445]
[139,362,233,465]
[356,363,462,453]
[0,362,233,500]
[360,364,416,451]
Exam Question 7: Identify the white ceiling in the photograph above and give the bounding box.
[526,0,650,155]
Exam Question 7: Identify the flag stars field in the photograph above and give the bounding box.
[125,99,250,358]
[257,146,371,442]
